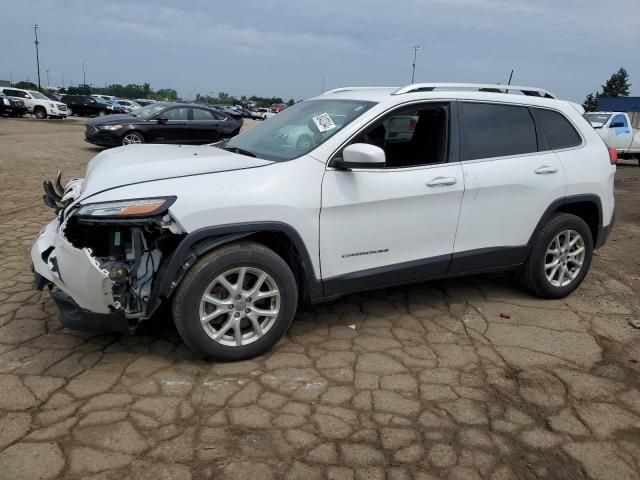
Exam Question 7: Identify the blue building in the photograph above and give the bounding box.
[597,97,640,127]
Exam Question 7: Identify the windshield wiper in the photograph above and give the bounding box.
[223,146,257,158]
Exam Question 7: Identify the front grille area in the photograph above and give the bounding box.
[58,104,68,111]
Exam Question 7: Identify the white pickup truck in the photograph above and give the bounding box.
[584,111,640,158]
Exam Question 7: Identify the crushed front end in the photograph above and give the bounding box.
[32,173,184,333]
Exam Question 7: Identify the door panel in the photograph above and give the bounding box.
[609,114,632,150]
[189,108,222,143]
[320,163,464,281]
[454,152,566,254]
[147,107,190,143]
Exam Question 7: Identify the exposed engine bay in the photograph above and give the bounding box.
[62,214,184,322]
[36,171,185,331]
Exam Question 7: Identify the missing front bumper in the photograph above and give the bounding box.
[49,286,131,334]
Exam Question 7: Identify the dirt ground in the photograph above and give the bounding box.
[0,117,639,480]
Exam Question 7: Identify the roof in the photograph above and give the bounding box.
[597,96,640,112]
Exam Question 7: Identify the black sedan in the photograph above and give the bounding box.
[84,103,243,147]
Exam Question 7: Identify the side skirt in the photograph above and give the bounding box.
[320,246,528,300]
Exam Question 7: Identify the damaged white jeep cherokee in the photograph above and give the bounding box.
[32,83,616,360]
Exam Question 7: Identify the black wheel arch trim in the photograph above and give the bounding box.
[145,221,322,318]
[528,194,604,249]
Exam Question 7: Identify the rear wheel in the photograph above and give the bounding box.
[172,241,298,360]
[520,213,593,298]
[122,132,145,146]
[34,107,47,119]
[98,110,106,116]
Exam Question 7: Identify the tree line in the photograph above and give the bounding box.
[582,67,631,112]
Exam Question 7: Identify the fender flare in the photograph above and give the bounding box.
[526,194,603,249]
[145,222,322,317]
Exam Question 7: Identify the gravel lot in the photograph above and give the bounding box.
[1,117,640,480]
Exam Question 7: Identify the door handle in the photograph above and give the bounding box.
[534,165,558,175]
[426,176,457,187]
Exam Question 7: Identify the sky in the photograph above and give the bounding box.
[1,0,639,102]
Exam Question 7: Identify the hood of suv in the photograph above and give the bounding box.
[80,144,272,199]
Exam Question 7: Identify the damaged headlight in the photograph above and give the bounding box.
[76,197,176,219]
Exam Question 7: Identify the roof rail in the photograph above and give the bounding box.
[321,87,396,95]
[392,83,557,99]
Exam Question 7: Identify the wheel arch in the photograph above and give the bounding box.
[148,222,322,317]
[529,194,603,250]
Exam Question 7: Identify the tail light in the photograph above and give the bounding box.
[409,119,417,130]
[609,147,618,165]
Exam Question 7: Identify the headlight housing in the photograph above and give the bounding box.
[97,125,124,131]
[76,197,176,219]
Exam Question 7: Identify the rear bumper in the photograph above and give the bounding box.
[48,286,130,334]
[595,209,615,249]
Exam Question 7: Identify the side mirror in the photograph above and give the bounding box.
[156,117,168,124]
[332,143,386,169]
[610,122,625,128]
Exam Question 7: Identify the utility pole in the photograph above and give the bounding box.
[82,61,86,86]
[321,76,325,93]
[61,72,65,88]
[46,69,50,88]
[411,46,420,83]
[33,24,41,90]
[507,69,514,86]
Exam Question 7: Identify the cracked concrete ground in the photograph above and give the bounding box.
[1,117,640,480]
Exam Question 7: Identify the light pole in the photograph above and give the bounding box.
[411,46,420,83]
[82,61,86,86]
[33,25,41,90]
[46,69,50,88]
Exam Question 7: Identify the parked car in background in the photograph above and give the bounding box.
[251,107,275,120]
[584,111,640,159]
[271,103,287,113]
[92,94,118,103]
[84,102,242,147]
[211,105,243,120]
[31,82,615,360]
[0,87,68,119]
[60,95,122,117]
[44,92,62,102]
[0,92,28,117]
[116,99,142,113]
[135,99,157,106]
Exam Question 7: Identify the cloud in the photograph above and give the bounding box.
[1,0,639,101]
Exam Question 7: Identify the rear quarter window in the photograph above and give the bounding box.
[531,108,582,150]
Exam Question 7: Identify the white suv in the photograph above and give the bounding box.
[31,83,616,360]
[0,87,68,118]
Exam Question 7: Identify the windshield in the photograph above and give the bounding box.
[29,91,49,100]
[584,113,611,126]
[133,103,167,119]
[224,99,375,161]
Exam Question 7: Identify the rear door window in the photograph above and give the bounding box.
[192,108,216,120]
[531,108,582,149]
[460,102,537,161]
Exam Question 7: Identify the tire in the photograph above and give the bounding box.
[67,108,73,116]
[98,110,106,116]
[520,213,593,299]
[122,131,145,146]
[34,107,47,119]
[172,241,298,360]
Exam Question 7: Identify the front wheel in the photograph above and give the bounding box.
[520,213,593,299]
[172,241,298,360]
[98,110,106,116]
[33,107,47,119]
[122,132,145,146]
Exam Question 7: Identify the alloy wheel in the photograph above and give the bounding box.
[122,133,143,145]
[198,266,280,346]
[544,229,585,287]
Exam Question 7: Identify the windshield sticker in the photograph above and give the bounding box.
[312,113,336,133]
